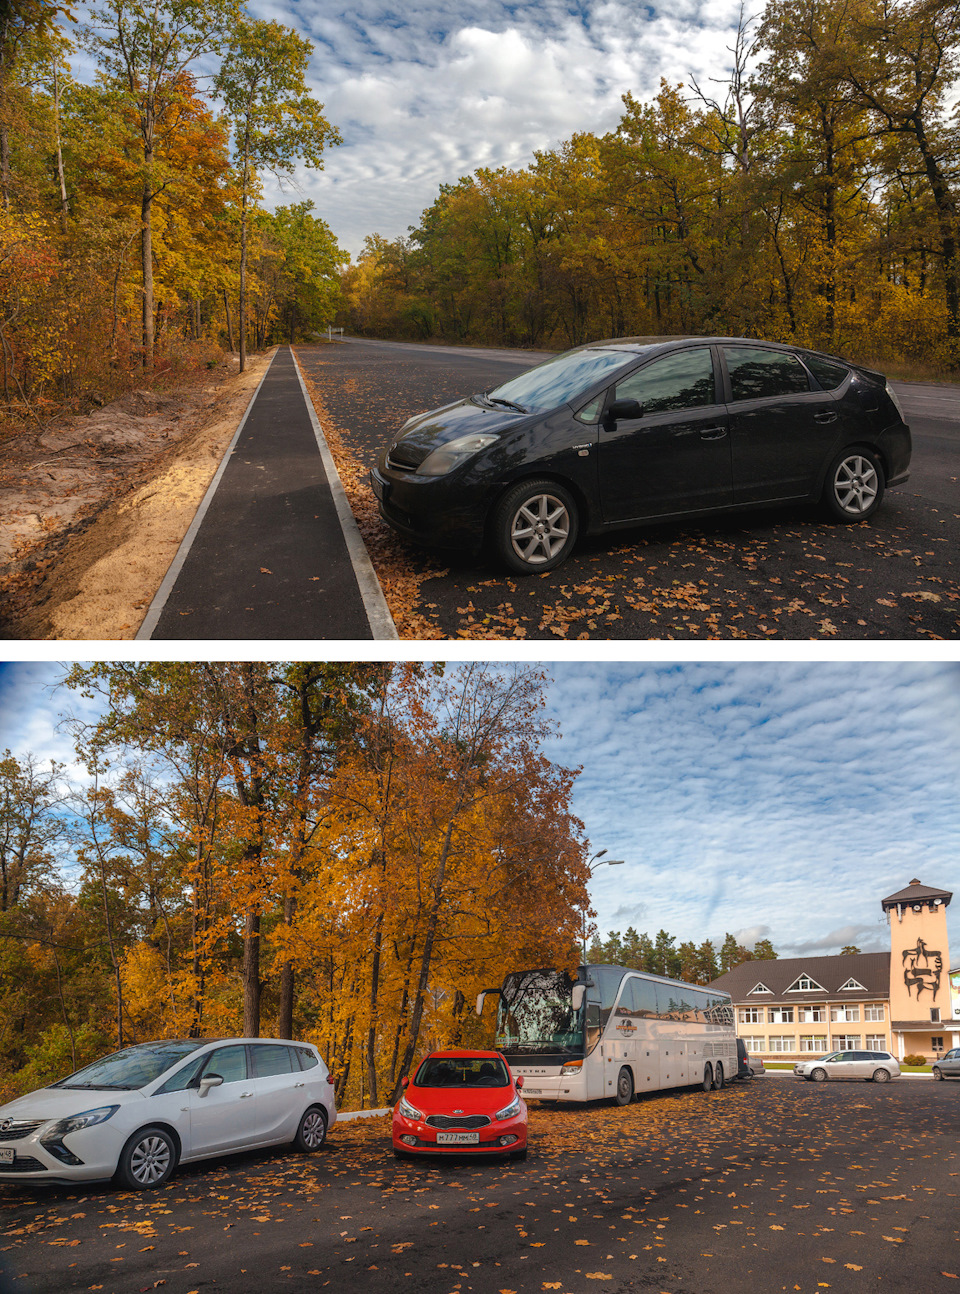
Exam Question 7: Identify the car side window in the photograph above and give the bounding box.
[803,354,848,389]
[251,1044,296,1078]
[724,346,811,401]
[201,1045,247,1084]
[613,349,716,414]
[154,1054,206,1094]
[295,1047,319,1070]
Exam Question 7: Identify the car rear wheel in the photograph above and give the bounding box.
[292,1106,327,1152]
[492,479,578,574]
[702,1064,713,1091]
[823,447,885,522]
[615,1066,634,1106]
[115,1126,177,1190]
[933,1066,944,1080]
[872,1068,890,1083]
[810,1067,827,1082]
[713,1062,725,1090]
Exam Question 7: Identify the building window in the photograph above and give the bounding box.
[768,1006,794,1024]
[932,1037,944,1050]
[838,977,867,991]
[787,974,825,992]
[931,1008,941,1022]
[831,1005,860,1022]
[741,1036,765,1052]
[749,982,772,995]
[799,1035,828,1052]
[739,1007,762,1024]
[865,1034,886,1050]
[864,1004,884,1022]
[768,1036,795,1053]
[799,1006,825,1023]
[832,1034,860,1049]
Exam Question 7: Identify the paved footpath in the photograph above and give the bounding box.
[138,346,395,641]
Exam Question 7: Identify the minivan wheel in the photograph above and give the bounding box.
[615,1066,634,1106]
[702,1064,713,1092]
[872,1068,890,1083]
[810,1067,827,1082]
[115,1126,177,1190]
[492,479,578,574]
[292,1105,328,1152]
[823,447,885,522]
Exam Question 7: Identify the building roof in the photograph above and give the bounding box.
[708,952,890,1003]
[891,1020,949,1032]
[881,879,952,910]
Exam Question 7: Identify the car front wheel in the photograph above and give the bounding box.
[933,1066,944,1080]
[115,1126,177,1190]
[492,479,578,574]
[823,447,885,522]
[872,1068,890,1083]
[810,1068,827,1082]
[292,1106,327,1152]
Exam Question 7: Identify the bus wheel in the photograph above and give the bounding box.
[615,1067,634,1106]
[702,1064,713,1091]
[713,1062,725,1090]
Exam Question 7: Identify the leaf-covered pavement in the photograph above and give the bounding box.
[295,342,959,641]
[2,1079,957,1293]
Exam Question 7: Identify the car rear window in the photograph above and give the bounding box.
[414,1057,509,1087]
[803,354,849,389]
[723,346,811,401]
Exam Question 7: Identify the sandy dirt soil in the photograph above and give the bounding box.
[0,349,276,641]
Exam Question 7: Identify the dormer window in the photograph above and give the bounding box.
[749,982,772,995]
[787,974,825,993]
[838,977,866,992]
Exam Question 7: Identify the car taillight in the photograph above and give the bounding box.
[326,1075,335,1084]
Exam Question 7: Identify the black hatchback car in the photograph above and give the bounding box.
[370,336,911,574]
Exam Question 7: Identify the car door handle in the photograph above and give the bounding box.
[699,426,727,439]
[240,1092,254,1098]
[814,411,838,423]
[294,1082,304,1088]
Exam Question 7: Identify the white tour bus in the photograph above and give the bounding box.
[478,964,736,1104]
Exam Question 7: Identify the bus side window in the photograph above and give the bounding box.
[585,1003,602,1052]
[630,977,658,1018]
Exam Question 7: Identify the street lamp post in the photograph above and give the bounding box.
[582,849,625,961]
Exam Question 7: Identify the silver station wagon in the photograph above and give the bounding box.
[933,1048,960,1080]
[794,1049,900,1083]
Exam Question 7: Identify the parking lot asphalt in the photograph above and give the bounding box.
[296,339,959,640]
[2,1078,957,1294]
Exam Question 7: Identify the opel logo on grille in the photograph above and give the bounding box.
[0,1120,11,1131]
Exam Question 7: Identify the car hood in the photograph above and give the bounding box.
[388,398,527,470]
[406,1085,518,1115]
[0,1087,146,1122]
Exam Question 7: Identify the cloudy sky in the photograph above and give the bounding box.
[69,0,756,258]
[1,660,958,962]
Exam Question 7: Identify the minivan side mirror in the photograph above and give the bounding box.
[606,397,643,423]
[198,1073,223,1097]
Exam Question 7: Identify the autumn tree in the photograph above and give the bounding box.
[214,17,340,369]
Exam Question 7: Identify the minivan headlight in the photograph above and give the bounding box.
[418,434,499,477]
[42,1105,120,1138]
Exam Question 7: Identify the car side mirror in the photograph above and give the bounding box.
[606,397,643,423]
[515,1075,524,1089]
[401,1076,410,1089]
[198,1074,223,1097]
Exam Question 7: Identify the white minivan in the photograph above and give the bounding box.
[0,1037,337,1189]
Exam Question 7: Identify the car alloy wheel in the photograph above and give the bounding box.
[492,479,578,574]
[116,1126,176,1190]
[824,448,884,521]
[293,1106,327,1152]
[933,1066,943,1080]
[872,1068,890,1083]
[810,1067,827,1082]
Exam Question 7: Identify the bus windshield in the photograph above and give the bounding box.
[495,969,584,1056]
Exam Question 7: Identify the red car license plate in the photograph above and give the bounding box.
[436,1132,479,1145]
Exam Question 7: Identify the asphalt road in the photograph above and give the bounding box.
[1,1079,957,1294]
[297,339,959,640]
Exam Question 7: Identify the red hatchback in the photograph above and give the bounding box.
[392,1049,527,1161]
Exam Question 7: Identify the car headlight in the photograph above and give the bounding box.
[40,1105,119,1166]
[398,1096,423,1121]
[494,1095,522,1121]
[418,434,499,477]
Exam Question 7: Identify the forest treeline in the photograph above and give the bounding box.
[0,663,594,1108]
[340,0,960,370]
[584,927,778,984]
[0,0,343,426]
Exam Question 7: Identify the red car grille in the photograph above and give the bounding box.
[425,1114,491,1129]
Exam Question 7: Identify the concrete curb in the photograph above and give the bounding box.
[337,1107,391,1121]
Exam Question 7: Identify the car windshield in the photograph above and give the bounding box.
[486,347,641,413]
[821,1053,842,1063]
[414,1057,509,1087]
[51,1040,204,1090]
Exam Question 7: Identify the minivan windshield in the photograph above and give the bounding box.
[51,1040,204,1090]
[486,347,640,413]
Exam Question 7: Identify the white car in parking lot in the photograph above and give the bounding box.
[0,1037,336,1189]
[793,1049,900,1083]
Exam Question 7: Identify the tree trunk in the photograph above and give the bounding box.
[239,175,248,372]
[223,288,234,351]
[53,60,69,233]
[242,906,261,1037]
[141,168,155,367]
